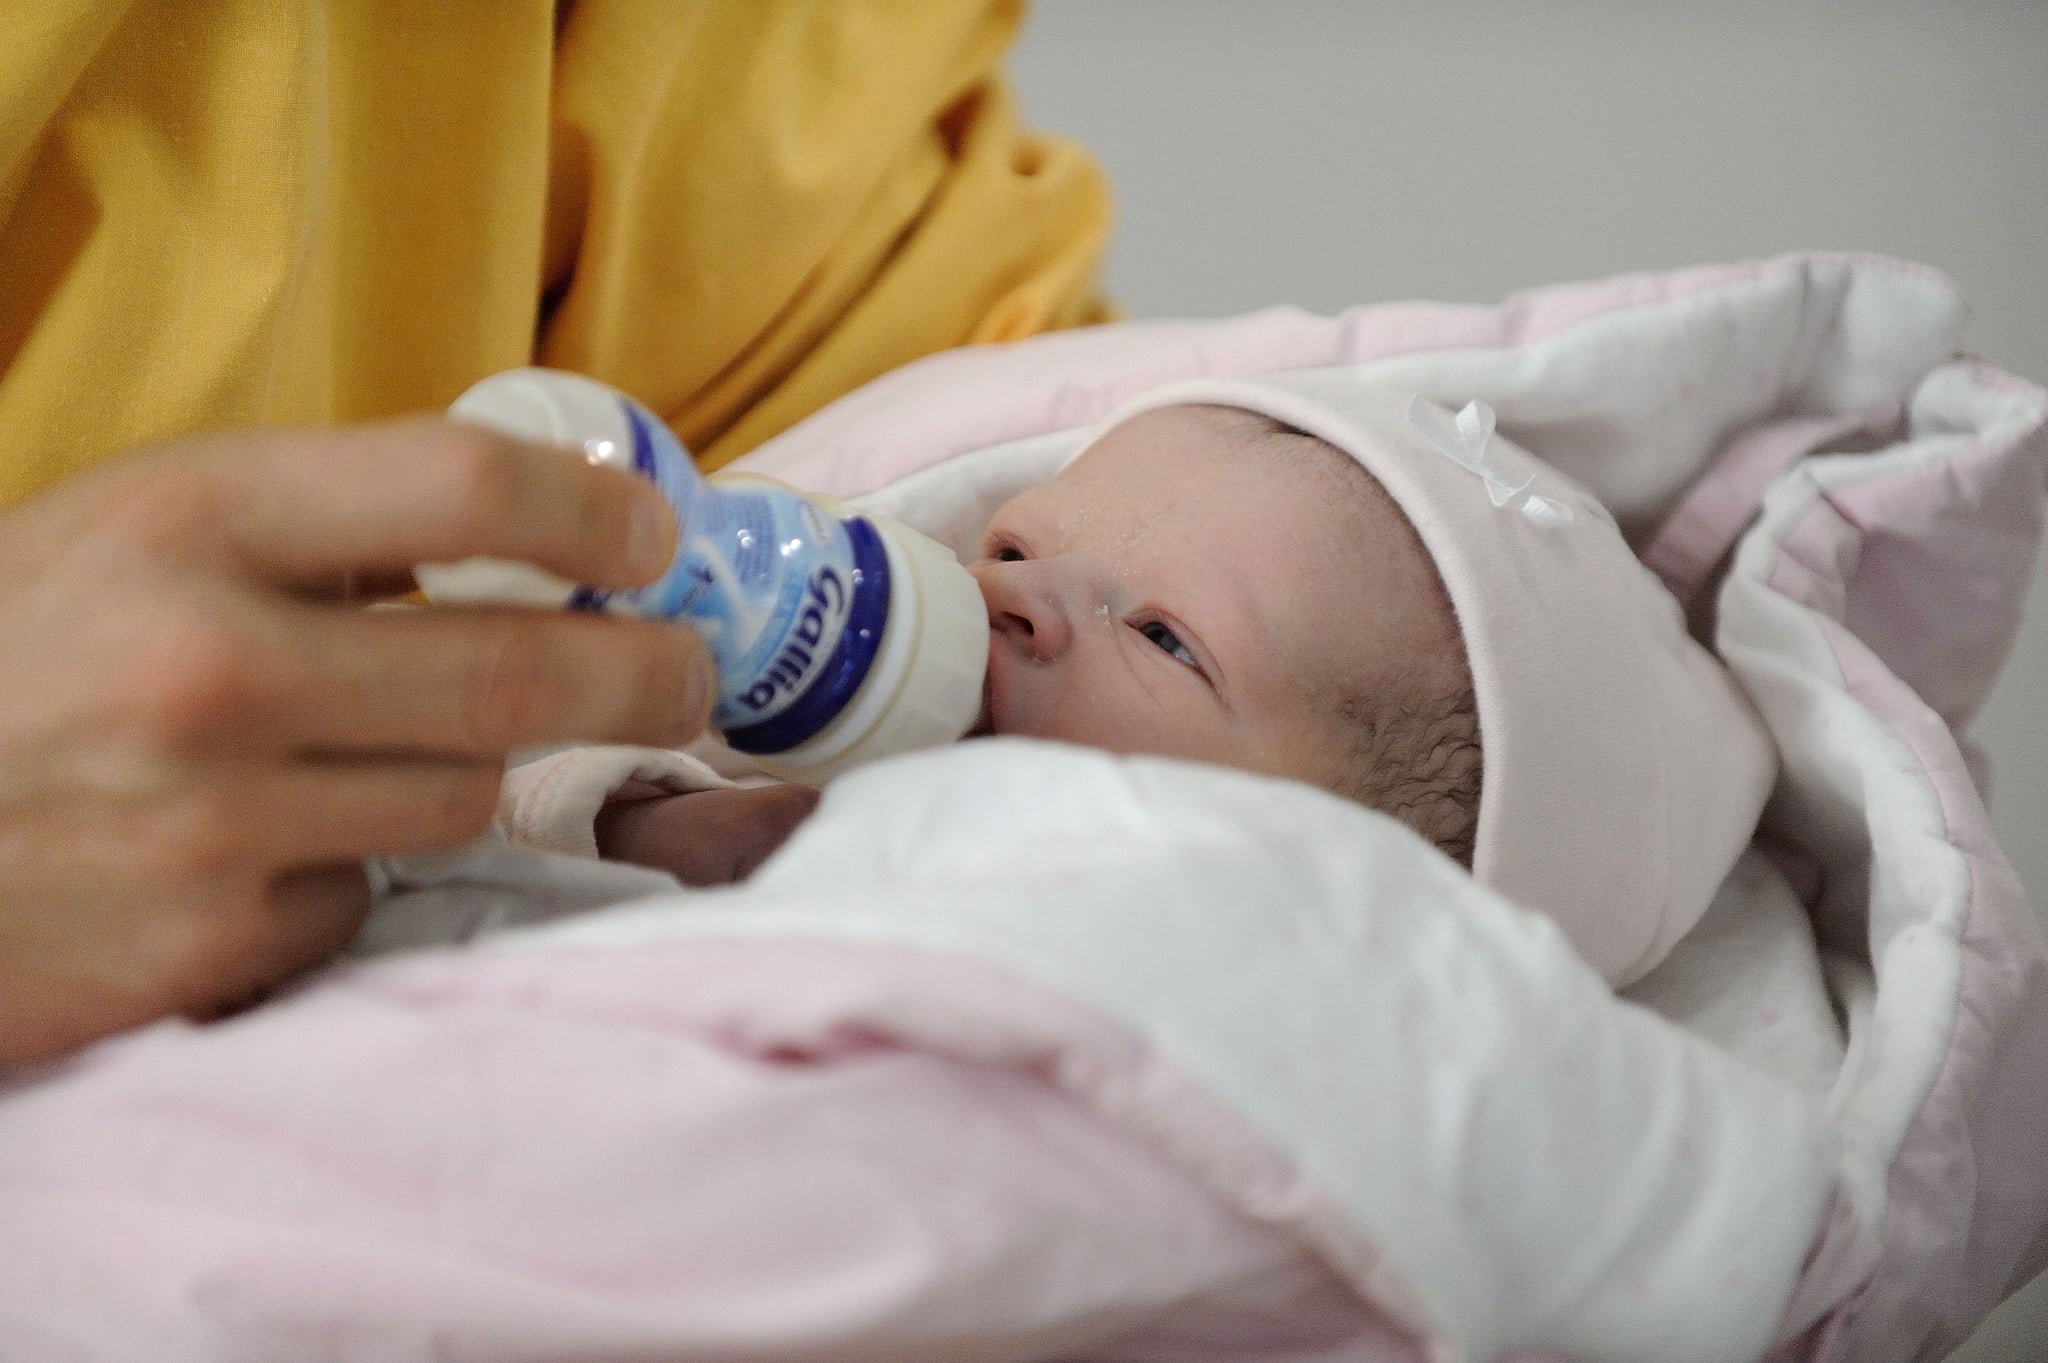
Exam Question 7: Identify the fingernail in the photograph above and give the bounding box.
[629,492,676,576]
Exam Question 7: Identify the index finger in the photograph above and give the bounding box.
[187,417,678,591]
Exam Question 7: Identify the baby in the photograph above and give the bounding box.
[586,376,1775,988]
[970,402,1481,851]
[599,403,1479,879]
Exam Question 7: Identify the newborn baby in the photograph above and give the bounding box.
[973,402,1480,848]
[585,375,1775,988]
[600,401,1481,883]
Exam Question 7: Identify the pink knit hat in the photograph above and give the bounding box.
[1100,374,1777,987]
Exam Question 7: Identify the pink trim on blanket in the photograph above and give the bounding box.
[0,939,1434,1361]
[1757,384,2048,729]
[1740,380,2048,1354]
[1641,410,1901,608]
[1767,1192,1872,1361]
[357,939,1443,1344]
[1764,611,2048,1358]
[1843,460,2046,729]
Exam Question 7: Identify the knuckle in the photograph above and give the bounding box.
[84,465,218,556]
[123,610,273,751]
[462,624,566,749]
[133,795,245,885]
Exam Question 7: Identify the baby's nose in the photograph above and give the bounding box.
[971,559,1073,662]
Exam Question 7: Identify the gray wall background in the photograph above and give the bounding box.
[1008,4,2048,1359]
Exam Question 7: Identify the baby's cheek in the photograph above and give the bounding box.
[1053,702,1232,767]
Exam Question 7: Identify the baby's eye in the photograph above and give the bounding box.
[1137,620,1197,667]
[981,532,1027,563]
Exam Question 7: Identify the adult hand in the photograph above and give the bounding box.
[0,418,712,1067]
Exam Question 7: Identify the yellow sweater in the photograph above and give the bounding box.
[0,0,1112,504]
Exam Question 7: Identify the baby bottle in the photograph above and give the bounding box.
[415,368,989,783]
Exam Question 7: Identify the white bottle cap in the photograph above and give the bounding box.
[756,512,990,784]
[415,369,638,608]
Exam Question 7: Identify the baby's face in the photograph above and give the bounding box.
[969,404,1460,787]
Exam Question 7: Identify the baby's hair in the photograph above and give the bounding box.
[1188,405,1484,865]
[1325,669,1483,866]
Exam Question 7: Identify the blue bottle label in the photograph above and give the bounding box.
[575,401,863,734]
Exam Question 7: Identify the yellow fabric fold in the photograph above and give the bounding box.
[0,0,1112,505]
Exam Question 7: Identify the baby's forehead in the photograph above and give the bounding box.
[1071,400,1455,611]
[1086,401,1407,526]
